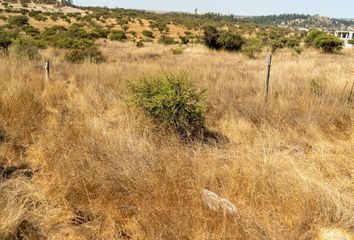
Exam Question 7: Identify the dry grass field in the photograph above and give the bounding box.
[0,42,354,239]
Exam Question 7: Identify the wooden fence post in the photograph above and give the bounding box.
[45,60,50,83]
[265,54,272,102]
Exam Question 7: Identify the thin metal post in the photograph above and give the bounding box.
[265,54,272,102]
[45,61,50,83]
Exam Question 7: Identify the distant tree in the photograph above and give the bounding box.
[0,30,16,55]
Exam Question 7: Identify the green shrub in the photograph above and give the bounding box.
[349,39,354,45]
[158,35,175,45]
[108,30,127,41]
[8,15,29,27]
[33,14,47,21]
[269,39,285,53]
[284,36,300,48]
[129,72,206,139]
[64,46,105,64]
[217,32,245,51]
[314,34,343,53]
[56,37,94,49]
[142,30,154,38]
[242,37,262,58]
[23,25,40,36]
[13,38,39,59]
[305,29,323,47]
[0,30,15,55]
[136,40,144,48]
[203,25,221,49]
[179,35,190,44]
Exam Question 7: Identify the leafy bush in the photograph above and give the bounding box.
[129,72,206,139]
[8,15,29,27]
[108,30,127,41]
[242,37,262,58]
[142,30,154,38]
[136,40,144,48]
[203,25,221,50]
[217,32,245,51]
[0,30,15,55]
[56,37,94,49]
[314,34,343,53]
[349,39,354,45]
[179,35,190,44]
[64,46,105,64]
[269,39,285,53]
[13,38,39,59]
[158,35,175,45]
[23,25,40,36]
[305,29,323,47]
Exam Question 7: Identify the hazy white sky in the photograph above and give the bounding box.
[73,0,354,18]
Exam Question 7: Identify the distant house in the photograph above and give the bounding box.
[57,0,73,5]
[335,30,354,48]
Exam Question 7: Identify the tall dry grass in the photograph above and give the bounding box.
[0,43,354,239]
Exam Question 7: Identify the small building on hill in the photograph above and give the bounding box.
[335,30,354,48]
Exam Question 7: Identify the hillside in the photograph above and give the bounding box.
[0,1,354,240]
[246,14,354,31]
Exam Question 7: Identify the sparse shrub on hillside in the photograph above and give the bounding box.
[122,24,129,32]
[129,72,206,139]
[158,35,175,45]
[179,35,190,44]
[217,32,245,51]
[0,30,16,55]
[314,34,343,53]
[64,46,105,64]
[23,25,40,37]
[0,15,8,21]
[90,27,109,39]
[13,38,39,59]
[142,30,154,38]
[284,36,301,48]
[242,37,262,58]
[269,38,285,53]
[305,29,323,47]
[7,15,29,27]
[136,40,144,48]
[203,25,221,50]
[108,30,127,41]
[56,38,94,49]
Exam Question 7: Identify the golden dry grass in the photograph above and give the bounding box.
[0,43,354,239]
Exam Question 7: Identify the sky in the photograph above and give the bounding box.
[73,0,354,19]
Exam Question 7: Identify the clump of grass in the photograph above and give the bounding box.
[171,47,184,55]
[129,72,206,139]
